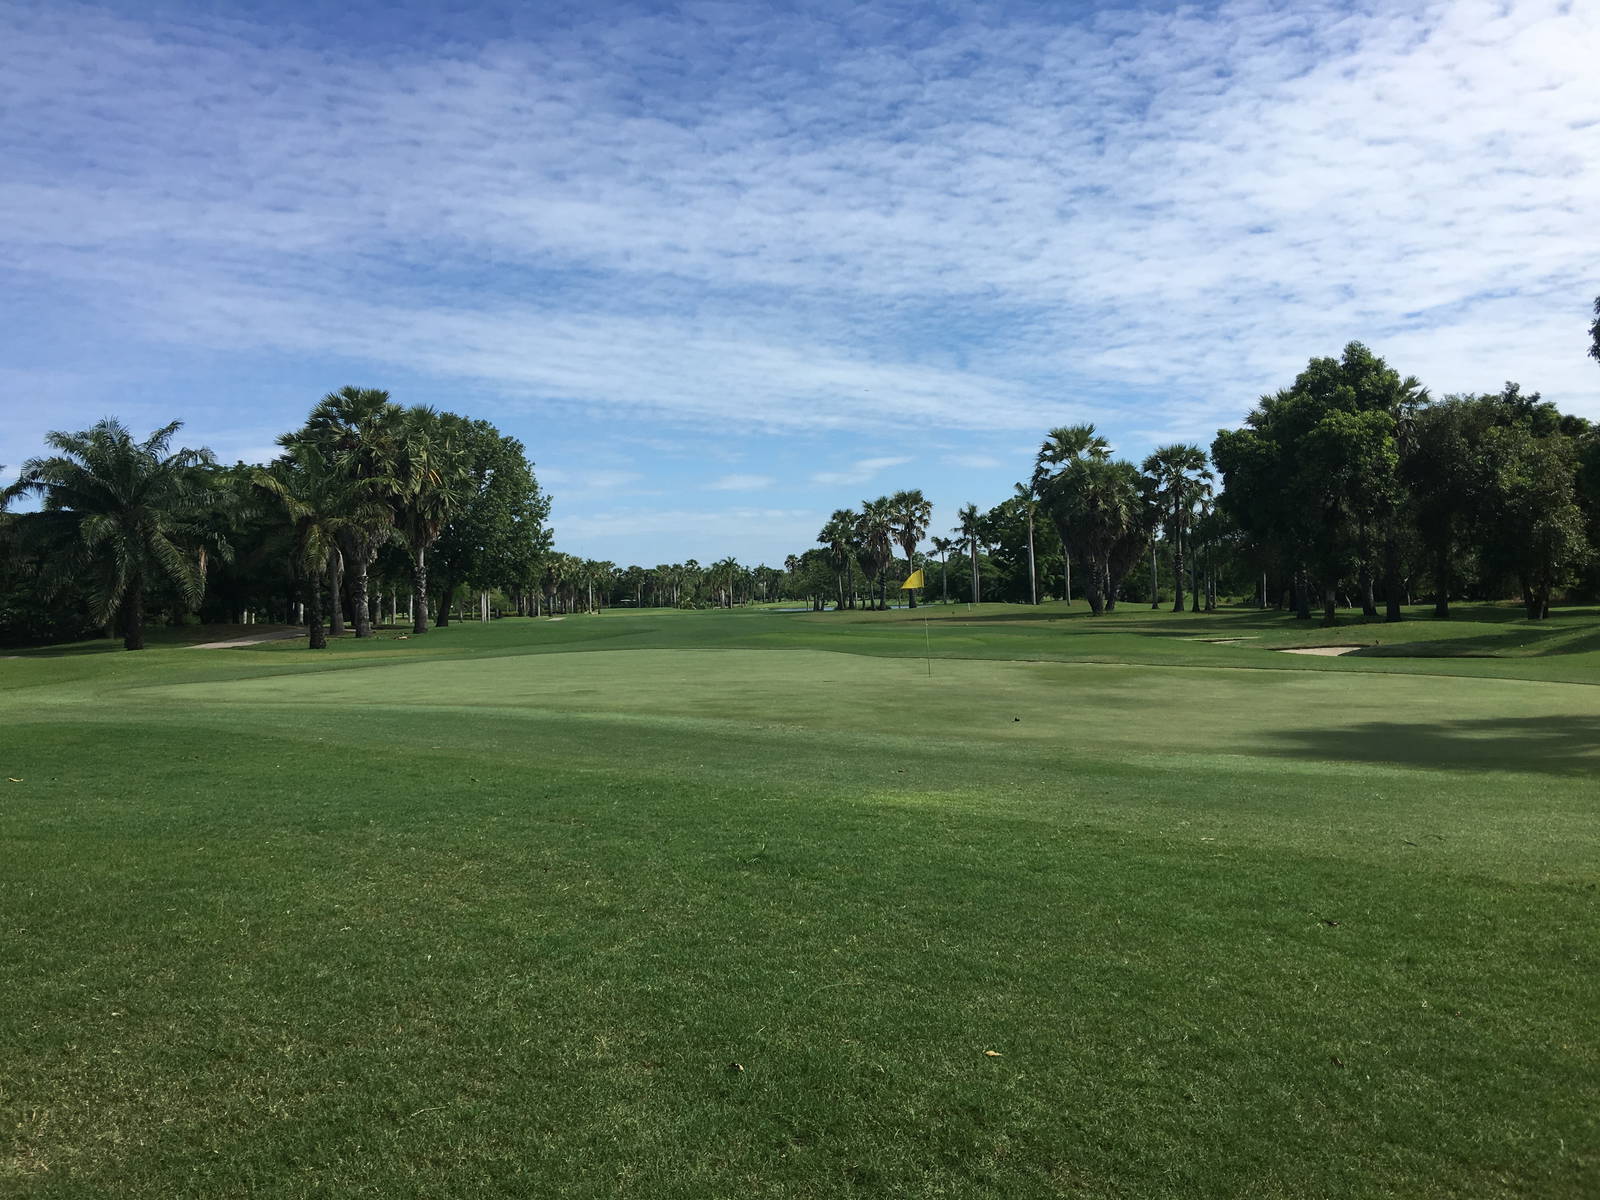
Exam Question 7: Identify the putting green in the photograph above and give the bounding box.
[137,646,1600,773]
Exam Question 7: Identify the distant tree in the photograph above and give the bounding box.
[956,503,983,603]
[1012,482,1039,604]
[1589,295,1600,366]
[4,419,213,650]
[888,489,932,609]
[1213,343,1411,626]
[254,440,375,650]
[1405,397,1488,617]
[1140,444,1210,614]
[390,408,469,634]
[1034,425,1110,606]
[856,497,895,610]
[281,387,405,638]
[819,509,859,610]
[429,421,549,627]
[928,535,956,602]
[1468,387,1592,619]
[1038,453,1150,615]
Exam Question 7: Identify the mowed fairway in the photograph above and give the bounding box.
[3,607,1597,1197]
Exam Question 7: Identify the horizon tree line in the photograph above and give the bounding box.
[5,299,1598,646]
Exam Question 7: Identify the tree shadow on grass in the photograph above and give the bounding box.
[1355,622,1600,661]
[1258,714,1600,776]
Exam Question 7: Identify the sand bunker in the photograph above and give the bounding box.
[1278,645,1366,657]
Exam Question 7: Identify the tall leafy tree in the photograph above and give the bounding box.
[1140,444,1210,614]
[1213,343,1411,626]
[888,489,932,608]
[1038,453,1150,615]
[4,419,213,650]
[253,440,362,650]
[429,421,549,627]
[856,497,895,610]
[281,386,405,638]
[928,535,956,602]
[818,509,858,610]
[391,407,469,634]
[956,503,983,604]
[1012,482,1039,605]
[1033,425,1110,606]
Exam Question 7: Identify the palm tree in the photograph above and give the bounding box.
[888,489,932,609]
[818,510,858,610]
[254,441,359,650]
[283,386,405,638]
[929,535,956,602]
[956,503,982,603]
[856,497,895,609]
[1012,482,1039,604]
[390,407,468,634]
[712,556,740,607]
[5,419,213,650]
[1140,444,1211,614]
[1033,425,1109,606]
[1037,430,1151,616]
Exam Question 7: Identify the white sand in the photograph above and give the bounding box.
[1278,645,1366,656]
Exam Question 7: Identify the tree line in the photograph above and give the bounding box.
[768,326,1600,624]
[1,388,550,649]
[5,303,1598,645]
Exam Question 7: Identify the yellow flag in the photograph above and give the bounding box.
[899,569,926,590]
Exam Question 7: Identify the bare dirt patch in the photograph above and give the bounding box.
[189,629,307,650]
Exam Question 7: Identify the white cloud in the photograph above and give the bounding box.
[2,0,1598,451]
[944,453,1002,470]
[704,473,775,491]
[809,456,912,486]
[538,466,645,493]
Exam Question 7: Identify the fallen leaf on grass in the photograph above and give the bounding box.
[727,1062,745,1073]
[1330,1055,1345,1069]
[984,1050,1003,1057]
[7,778,21,783]
[1319,918,1341,927]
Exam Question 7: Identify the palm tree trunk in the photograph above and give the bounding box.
[411,547,429,634]
[305,567,327,651]
[969,540,979,604]
[1027,517,1037,605]
[1150,541,1159,608]
[121,573,146,651]
[350,535,374,638]
[436,578,456,627]
[326,548,344,637]
[1064,555,1071,605]
[1171,525,1186,612]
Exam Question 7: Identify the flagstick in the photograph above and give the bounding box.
[923,598,932,677]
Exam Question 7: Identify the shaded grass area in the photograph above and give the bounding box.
[2,608,1598,1197]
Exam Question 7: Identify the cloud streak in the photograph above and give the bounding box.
[3,0,1597,459]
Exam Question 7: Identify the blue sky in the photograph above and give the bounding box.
[3,0,1597,566]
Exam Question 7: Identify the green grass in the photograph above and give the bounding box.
[3,605,1597,1197]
